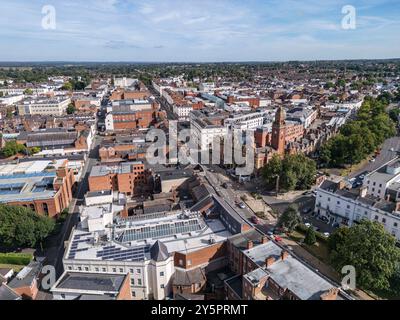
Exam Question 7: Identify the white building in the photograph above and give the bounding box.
[0,94,25,106]
[114,77,138,88]
[17,97,71,116]
[173,104,193,121]
[190,111,228,150]
[315,177,400,241]
[363,158,400,200]
[224,111,267,131]
[62,209,231,300]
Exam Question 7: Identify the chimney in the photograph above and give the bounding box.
[359,186,367,198]
[395,202,400,213]
[320,288,339,300]
[247,240,254,250]
[265,256,275,267]
[338,180,346,190]
[281,250,289,261]
[261,236,269,244]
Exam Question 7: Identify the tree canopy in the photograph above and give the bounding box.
[328,220,400,292]
[1,140,26,158]
[277,205,301,232]
[0,205,55,248]
[262,153,317,192]
[304,227,317,245]
[320,97,396,167]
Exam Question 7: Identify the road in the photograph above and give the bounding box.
[349,136,400,178]
[148,85,179,121]
[52,135,102,277]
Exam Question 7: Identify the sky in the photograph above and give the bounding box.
[0,0,399,62]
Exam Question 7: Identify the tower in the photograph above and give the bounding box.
[271,106,286,155]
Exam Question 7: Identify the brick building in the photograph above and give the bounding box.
[88,161,147,196]
[0,159,75,218]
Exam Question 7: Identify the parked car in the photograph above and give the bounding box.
[323,232,330,237]
[274,236,283,242]
[304,223,311,228]
[251,216,260,224]
[319,216,329,223]
[237,202,246,209]
[222,182,229,189]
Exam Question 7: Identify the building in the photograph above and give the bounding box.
[0,159,75,217]
[173,104,193,121]
[62,209,233,300]
[315,177,400,241]
[8,261,42,300]
[363,158,400,200]
[224,235,348,300]
[114,77,138,88]
[224,111,267,131]
[271,107,286,155]
[190,110,228,150]
[88,161,147,196]
[51,272,132,300]
[17,97,71,116]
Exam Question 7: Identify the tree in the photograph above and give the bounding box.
[329,220,400,291]
[23,88,33,95]
[277,206,301,232]
[1,140,26,157]
[61,82,73,91]
[0,205,55,248]
[304,227,316,245]
[66,103,76,115]
[262,154,316,192]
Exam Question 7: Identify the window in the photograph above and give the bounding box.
[373,182,376,186]
[160,284,165,289]
[138,279,142,286]
[95,267,99,272]
[131,279,135,285]
[119,268,124,273]
[68,266,72,270]
[85,267,89,271]
[394,222,398,227]
[379,184,382,187]
[130,269,134,273]
[160,272,164,277]
[77,267,82,271]
[382,218,386,223]
[187,260,192,266]
[375,215,379,220]
[346,205,350,209]
[337,201,340,205]
[137,269,141,274]
[102,268,106,272]
[112,268,117,272]
[132,291,136,297]
[61,294,65,299]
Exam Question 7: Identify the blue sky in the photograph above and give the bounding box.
[0,0,399,61]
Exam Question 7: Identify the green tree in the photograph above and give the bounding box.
[277,206,301,232]
[61,82,73,91]
[23,88,33,95]
[66,103,76,115]
[261,154,282,187]
[1,140,26,157]
[0,205,55,248]
[329,220,400,291]
[304,227,317,245]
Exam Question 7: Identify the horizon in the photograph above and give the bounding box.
[1,0,400,61]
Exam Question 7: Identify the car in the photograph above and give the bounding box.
[304,223,311,228]
[323,232,330,237]
[274,236,283,242]
[370,158,376,163]
[237,202,246,209]
[251,216,260,224]
[267,231,274,236]
[320,216,329,223]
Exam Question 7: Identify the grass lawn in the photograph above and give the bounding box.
[0,263,25,272]
[289,230,330,264]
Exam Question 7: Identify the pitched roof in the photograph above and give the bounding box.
[150,240,169,262]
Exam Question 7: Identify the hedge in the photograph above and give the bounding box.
[296,224,329,244]
[0,252,33,265]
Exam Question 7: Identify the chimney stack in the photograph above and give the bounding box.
[247,240,254,250]
[281,250,289,261]
[265,256,275,267]
[395,202,400,213]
